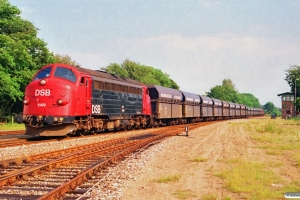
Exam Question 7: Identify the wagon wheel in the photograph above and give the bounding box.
[77,130,86,136]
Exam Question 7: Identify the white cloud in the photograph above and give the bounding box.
[72,53,108,70]
[64,33,298,107]
[111,33,299,107]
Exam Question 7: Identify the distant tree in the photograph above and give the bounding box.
[263,102,281,115]
[237,93,261,108]
[222,79,237,92]
[207,79,261,107]
[103,59,179,89]
[53,53,80,66]
[284,65,300,110]
[263,102,274,114]
[0,0,54,119]
[206,85,238,102]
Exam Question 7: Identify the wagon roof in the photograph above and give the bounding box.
[212,98,222,106]
[234,103,241,108]
[180,91,201,103]
[199,95,213,105]
[147,84,182,100]
[228,102,235,108]
[240,104,246,108]
[220,100,229,106]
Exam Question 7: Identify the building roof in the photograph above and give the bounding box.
[277,92,293,97]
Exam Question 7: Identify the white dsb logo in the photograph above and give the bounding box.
[35,89,51,96]
[92,105,101,114]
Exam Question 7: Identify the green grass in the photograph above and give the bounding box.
[191,157,208,163]
[152,174,182,183]
[0,123,25,131]
[172,189,197,199]
[245,118,300,172]
[200,193,218,200]
[215,158,285,199]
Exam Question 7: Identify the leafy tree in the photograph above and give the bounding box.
[103,59,179,89]
[284,65,300,110]
[237,93,260,108]
[222,79,237,92]
[263,102,275,114]
[206,79,261,108]
[206,85,238,102]
[263,102,281,116]
[53,53,80,66]
[0,0,54,119]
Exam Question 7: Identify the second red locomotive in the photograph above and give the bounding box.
[16,63,264,136]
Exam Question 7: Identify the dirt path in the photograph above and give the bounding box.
[121,119,266,200]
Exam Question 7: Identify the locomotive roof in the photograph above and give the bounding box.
[70,65,143,87]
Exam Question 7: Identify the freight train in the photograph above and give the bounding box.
[15,63,264,137]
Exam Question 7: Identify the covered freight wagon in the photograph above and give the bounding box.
[212,98,222,118]
[147,85,183,125]
[181,91,201,120]
[234,103,241,117]
[221,101,230,118]
[229,102,236,117]
[199,95,214,118]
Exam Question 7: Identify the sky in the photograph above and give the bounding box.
[8,0,300,107]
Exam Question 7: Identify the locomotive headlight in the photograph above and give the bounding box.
[40,79,46,85]
[56,99,69,106]
[57,99,63,105]
[23,98,29,105]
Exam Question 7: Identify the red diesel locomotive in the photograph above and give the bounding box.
[15,63,264,137]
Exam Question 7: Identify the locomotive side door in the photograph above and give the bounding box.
[77,75,92,115]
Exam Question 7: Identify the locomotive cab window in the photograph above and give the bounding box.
[54,67,77,83]
[80,77,88,86]
[34,67,52,80]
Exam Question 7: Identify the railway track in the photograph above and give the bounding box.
[0,130,131,149]
[0,123,206,199]
[0,137,67,149]
[0,130,25,136]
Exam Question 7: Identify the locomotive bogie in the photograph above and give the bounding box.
[25,123,75,137]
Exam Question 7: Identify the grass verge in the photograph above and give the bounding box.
[216,158,286,199]
[0,123,25,131]
[173,189,197,199]
[152,174,181,183]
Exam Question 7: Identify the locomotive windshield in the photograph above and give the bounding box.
[54,67,77,82]
[34,67,52,80]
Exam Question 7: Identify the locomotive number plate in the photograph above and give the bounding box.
[92,105,101,114]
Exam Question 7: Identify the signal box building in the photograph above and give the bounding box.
[277,92,295,118]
